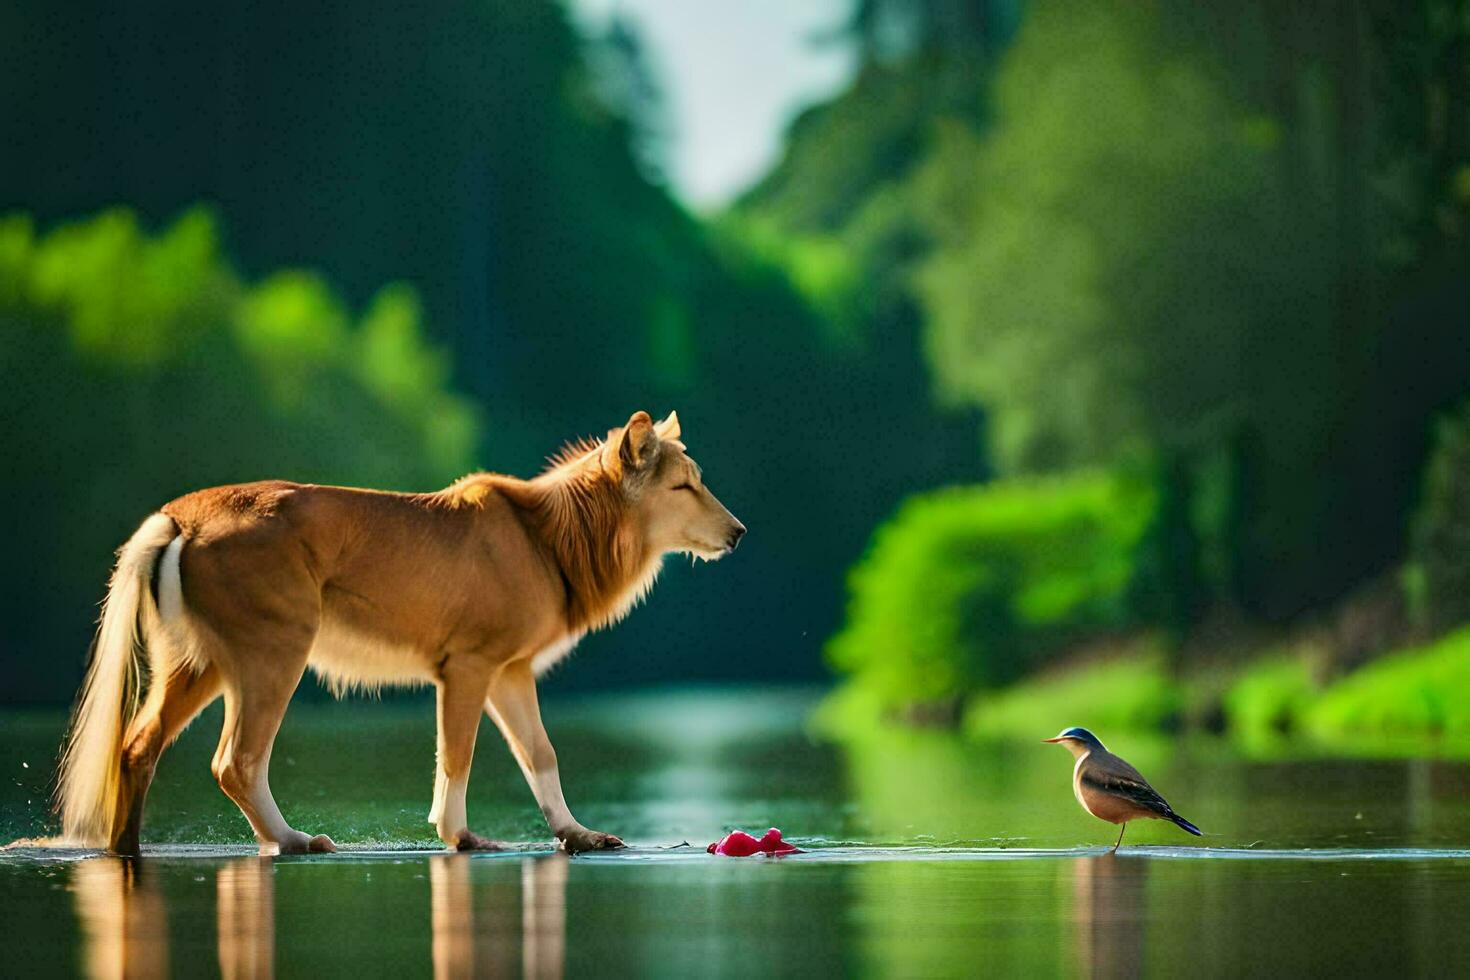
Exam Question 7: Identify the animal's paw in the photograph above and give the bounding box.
[558,827,624,854]
[271,831,337,855]
[455,830,507,852]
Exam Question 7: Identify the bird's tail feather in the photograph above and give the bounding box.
[1170,813,1203,836]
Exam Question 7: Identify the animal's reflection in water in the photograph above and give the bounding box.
[431,853,569,980]
[216,858,274,979]
[71,852,570,980]
[1070,853,1148,977]
[71,858,169,979]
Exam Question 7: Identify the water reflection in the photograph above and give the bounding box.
[1070,854,1148,977]
[49,845,1470,979]
[72,854,569,980]
[427,852,568,979]
[71,858,169,979]
[521,854,568,979]
[28,692,1470,978]
[429,855,478,979]
[217,858,274,979]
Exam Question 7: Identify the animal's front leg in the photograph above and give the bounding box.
[485,662,623,853]
[430,662,503,851]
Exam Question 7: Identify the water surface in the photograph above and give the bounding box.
[4,687,1470,976]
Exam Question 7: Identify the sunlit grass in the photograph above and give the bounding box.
[1221,651,1320,740]
[1306,628,1470,742]
[816,631,1470,763]
[965,641,1179,740]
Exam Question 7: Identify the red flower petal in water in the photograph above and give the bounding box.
[706,828,803,856]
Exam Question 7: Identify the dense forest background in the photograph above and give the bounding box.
[0,0,982,703]
[3,1,1469,745]
[795,0,1470,740]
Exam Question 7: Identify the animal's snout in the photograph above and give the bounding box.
[727,523,747,550]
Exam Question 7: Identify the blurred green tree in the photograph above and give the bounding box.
[827,470,1155,718]
[0,208,476,701]
[911,0,1470,617]
[791,0,1470,720]
[1408,400,1470,631]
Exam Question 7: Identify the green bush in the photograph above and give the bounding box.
[965,641,1180,739]
[1221,654,1319,739]
[1306,628,1470,740]
[0,207,478,700]
[1408,402,1470,631]
[825,470,1156,716]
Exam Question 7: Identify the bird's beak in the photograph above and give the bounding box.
[1041,737,1065,743]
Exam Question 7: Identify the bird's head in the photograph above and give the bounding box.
[1042,726,1104,757]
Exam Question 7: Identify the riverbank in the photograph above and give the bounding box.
[817,628,1470,760]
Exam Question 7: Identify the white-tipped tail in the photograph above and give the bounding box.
[56,513,178,846]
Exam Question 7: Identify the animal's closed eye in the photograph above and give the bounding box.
[671,482,697,493]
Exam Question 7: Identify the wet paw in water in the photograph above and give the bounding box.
[559,828,624,853]
[455,831,506,852]
[273,832,336,855]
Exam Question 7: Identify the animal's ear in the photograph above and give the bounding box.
[603,411,659,477]
[655,410,680,440]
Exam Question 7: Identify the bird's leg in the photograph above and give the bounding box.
[1111,823,1127,854]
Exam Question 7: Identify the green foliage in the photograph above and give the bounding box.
[826,470,1156,713]
[742,62,968,236]
[805,1,1470,731]
[965,641,1180,739]
[1221,654,1320,740]
[1408,401,1470,631]
[1306,628,1470,740]
[709,215,865,344]
[0,208,477,699]
[906,0,1470,616]
[15,207,226,366]
[915,1,1289,472]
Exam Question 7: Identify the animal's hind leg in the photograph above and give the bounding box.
[113,663,223,854]
[213,651,334,855]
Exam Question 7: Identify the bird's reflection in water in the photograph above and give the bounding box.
[71,857,169,980]
[216,857,275,979]
[1071,853,1148,978]
[430,852,570,980]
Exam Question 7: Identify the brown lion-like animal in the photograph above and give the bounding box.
[56,410,744,855]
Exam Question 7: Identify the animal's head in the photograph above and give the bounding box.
[1043,727,1104,757]
[601,410,745,560]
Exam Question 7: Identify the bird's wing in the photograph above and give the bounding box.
[1080,755,1174,816]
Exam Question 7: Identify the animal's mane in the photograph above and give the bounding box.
[472,442,659,634]
[439,427,665,634]
[434,432,604,509]
[542,435,605,473]
[436,472,497,509]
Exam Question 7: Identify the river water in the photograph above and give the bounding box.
[4,687,1469,977]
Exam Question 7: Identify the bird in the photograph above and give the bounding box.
[1043,727,1202,851]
